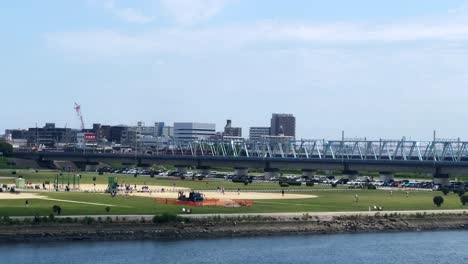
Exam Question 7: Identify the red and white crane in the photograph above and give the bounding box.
[74,102,85,130]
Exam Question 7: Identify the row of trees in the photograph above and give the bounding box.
[432,195,468,207]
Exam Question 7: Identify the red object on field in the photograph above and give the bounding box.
[155,198,253,207]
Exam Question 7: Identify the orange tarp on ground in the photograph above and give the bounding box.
[155,198,253,207]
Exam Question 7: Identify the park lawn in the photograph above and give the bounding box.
[0,189,466,217]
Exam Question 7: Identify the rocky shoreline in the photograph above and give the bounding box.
[1,214,468,242]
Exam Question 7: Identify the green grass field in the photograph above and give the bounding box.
[0,170,467,217]
[0,189,466,217]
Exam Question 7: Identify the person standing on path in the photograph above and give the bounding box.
[281,189,285,197]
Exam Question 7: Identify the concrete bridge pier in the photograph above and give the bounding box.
[264,168,280,180]
[196,166,210,175]
[433,173,450,187]
[85,162,99,172]
[175,166,188,174]
[302,169,315,179]
[342,170,359,181]
[379,172,395,182]
[234,167,249,177]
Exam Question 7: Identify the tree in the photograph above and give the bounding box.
[0,141,13,157]
[52,205,62,215]
[440,187,450,196]
[433,196,444,207]
[460,195,468,205]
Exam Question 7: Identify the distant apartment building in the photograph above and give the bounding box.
[154,122,165,137]
[249,127,271,141]
[162,126,174,138]
[270,113,296,138]
[223,120,242,138]
[108,125,128,144]
[174,122,216,143]
[4,129,28,140]
[26,123,73,147]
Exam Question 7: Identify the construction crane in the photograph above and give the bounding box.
[74,102,85,130]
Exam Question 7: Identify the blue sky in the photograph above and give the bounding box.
[2,0,468,140]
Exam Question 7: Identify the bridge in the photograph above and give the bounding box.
[12,138,468,185]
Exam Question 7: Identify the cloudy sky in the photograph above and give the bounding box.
[2,0,468,140]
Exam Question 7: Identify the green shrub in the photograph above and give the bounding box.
[440,187,450,196]
[331,183,338,188]
[52,205,62,215]
[152,213,182,223]
[433,196,444,207]
[82,217,96,225]
[279,182,289,187]
[460,195,468,205]
[11,171,16,175]
[105,206,111,213]
[367,185,376,190]
[456,190,466,197]
[306,182,314,187]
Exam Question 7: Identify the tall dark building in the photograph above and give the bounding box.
[270,113,296,138]
[223,120,242,138]
[27,123,73,147]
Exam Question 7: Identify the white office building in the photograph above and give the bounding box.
[174,122,216,143]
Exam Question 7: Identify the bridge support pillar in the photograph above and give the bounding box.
[85,162,99,172]
[302,169,315,179]
[264,168,280,181]
[342,170,359,181]
[379,172,394,182]
[196,166,210,175]
[234,167,248,177]
[433,173,450,187]
[175,166,188,174]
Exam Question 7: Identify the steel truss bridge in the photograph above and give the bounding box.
[154,138,468,162]
[11,138,468,180]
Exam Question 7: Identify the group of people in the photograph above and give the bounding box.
[216,186,225,194]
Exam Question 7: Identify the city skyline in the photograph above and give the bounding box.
[3,1,468,140]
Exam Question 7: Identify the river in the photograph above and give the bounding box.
[1,231,467,263]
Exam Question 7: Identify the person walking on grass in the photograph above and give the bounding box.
[25,200,29,208]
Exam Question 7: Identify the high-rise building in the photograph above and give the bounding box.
[174,122,216,143]
[270,113,296,138]
[249,127,271,141]
[154,122,165,137]
[223,119,242,138]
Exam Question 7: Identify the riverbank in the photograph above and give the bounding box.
[1,213,468,242]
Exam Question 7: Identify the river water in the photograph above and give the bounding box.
[1,231,467,264]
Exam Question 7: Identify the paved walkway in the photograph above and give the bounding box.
[9,209,468,221]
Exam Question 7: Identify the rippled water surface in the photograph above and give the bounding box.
[2,231,468,264]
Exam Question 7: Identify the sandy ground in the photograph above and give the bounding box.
[78,184,316,200]
[78,184,190,192]
[0,193,47,200]
[1,184,316,201]
[128,191,317,200]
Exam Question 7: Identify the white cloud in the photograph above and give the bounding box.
[98,0,153,24]
[159,0,232,25]
[45,18,468,57]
